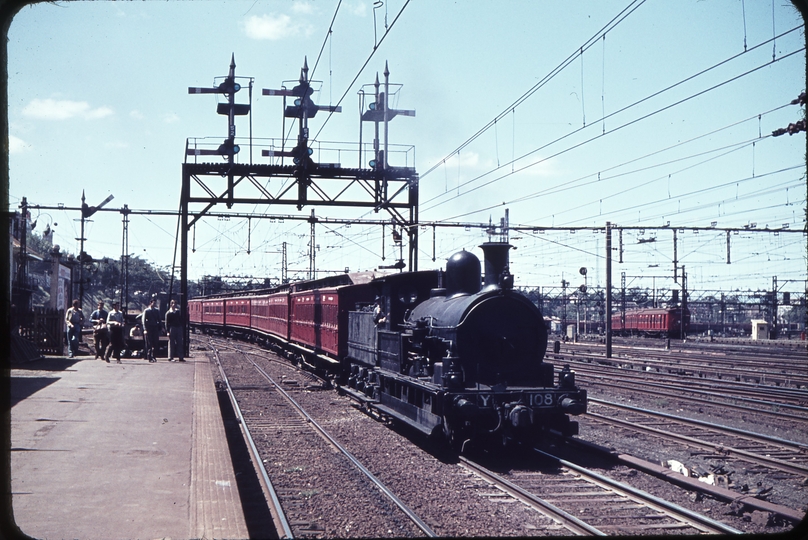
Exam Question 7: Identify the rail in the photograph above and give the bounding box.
[532,448,743,535]
[246,357,439,537]
[459,457,606,536]
[210,343,294,539]
[584,406,808,478]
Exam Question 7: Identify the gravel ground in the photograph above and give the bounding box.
[575,383,808,533]
[206,337,807,536]
[229,345,572,537]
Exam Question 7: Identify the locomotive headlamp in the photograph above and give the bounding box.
[452,396,478,419]
[559,364,576,389]
[560,396,586,415]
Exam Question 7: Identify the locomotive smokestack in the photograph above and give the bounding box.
[480,242,514,290]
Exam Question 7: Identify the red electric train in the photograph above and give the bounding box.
[611,307,690,338]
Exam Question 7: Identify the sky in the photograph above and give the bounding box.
[7,0,807,300]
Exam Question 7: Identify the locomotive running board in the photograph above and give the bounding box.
[371,403,435,436]
[338,385,380,405]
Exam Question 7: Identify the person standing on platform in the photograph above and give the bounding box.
[65,299,84,358]
[142,298,163,362]
[89,301,109,360]
[105,302,125,364]
[165,300,185,362]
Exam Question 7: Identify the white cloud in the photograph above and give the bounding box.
[130,110,144,120]
[243,13,312,40]
[22,98,113,121]
[9,135,31,154]
[163,113,180,124]
[291,2,315,15]
[84,106,114,120]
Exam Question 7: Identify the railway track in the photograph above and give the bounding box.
[572,370,808,421]
[586,399,808,479]
[461,453,742,535]
[210,339,434,538]
[556,351,808,391]
[562,437,807,527]
[571,364,808,407]
[204,336,805,536]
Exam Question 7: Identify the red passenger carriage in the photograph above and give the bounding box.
[226,298,251,330]
[611,307,689,337]
[250,292,291,342]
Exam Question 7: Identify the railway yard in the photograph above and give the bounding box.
[8,2,807,538]
[201,333,808,537]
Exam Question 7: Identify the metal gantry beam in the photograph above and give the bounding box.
[180,58,420,354]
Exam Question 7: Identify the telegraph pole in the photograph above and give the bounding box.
[681,266,688,340]
[79,191,114,308]
[120,205,130,315]
[605,221,612,358]
[77,191,86,306]
[309,210,317,279]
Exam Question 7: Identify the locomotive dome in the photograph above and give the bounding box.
[444,249,482,296]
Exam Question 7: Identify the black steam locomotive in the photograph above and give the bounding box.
[190,241,587,449]
[344,241,586,448]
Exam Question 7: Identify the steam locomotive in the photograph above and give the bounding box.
[189,241,587,448]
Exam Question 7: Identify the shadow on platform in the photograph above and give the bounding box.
[9,357,84,407]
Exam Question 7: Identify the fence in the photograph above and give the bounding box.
[13,306,65,357]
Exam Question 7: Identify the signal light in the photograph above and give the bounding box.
[216,140,240,155]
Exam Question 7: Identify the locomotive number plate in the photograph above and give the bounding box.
[527,393,556,407]
[474,393,556,408]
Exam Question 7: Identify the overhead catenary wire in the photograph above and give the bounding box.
[320,11,804,269]
[308,0,342,83]
[533,149,803,226]
[430,107,795,222]
[183,3,800,286]
[421,0,649,179]
[311,0,412,143]
[421,27,803,211]
[421,52,804,230]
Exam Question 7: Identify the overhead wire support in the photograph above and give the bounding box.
[771,92,807,137]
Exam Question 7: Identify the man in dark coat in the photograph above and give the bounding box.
[142,298,163,362]
[165,300,185,362]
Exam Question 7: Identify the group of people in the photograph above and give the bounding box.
[66,298,185,363]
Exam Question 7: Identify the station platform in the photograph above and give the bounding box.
[9,346,259,540]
